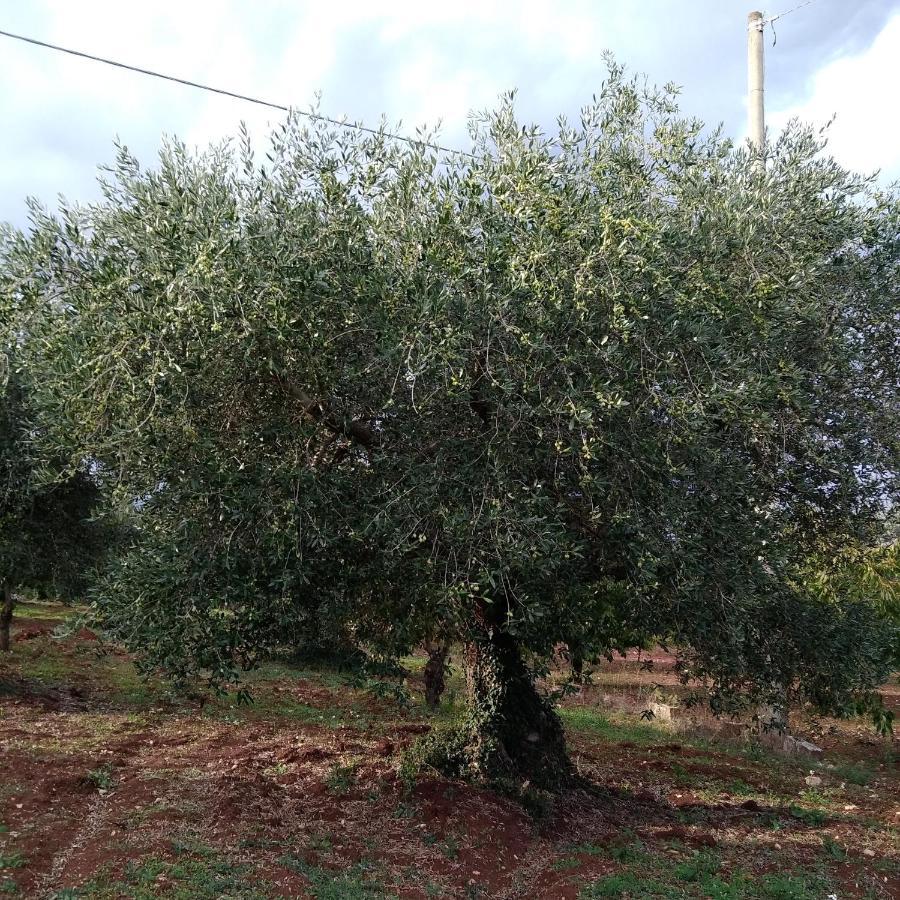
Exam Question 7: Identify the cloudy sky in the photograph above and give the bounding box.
[1,0,898,226]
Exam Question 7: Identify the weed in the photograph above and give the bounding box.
[393,801,416,820]
[675,849,721,882]
[0,854,25,871]
[789,805,827,826]
[559,707,670,746]
[325,762,358,795]
[608,839,648,864]
[62,849,267,899]
[440,835,460,860]
[563,842,605,856]
[85,765,114,791]
[552,855,582,871]
[701,872,754,898]
[756,872,831,899]
[579,871,677,898]
[279,856,390,898]
[821,836,847,862]
[832,761,876,786]
[307,831,333,853]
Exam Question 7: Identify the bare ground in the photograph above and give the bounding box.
[0,603,897,899]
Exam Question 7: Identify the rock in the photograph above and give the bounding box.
[863,848,875,858]
[780,735,823,758]
[804,775,823,788]
[649,702,677,722]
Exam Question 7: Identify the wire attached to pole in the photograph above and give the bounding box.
[0,27,474,159]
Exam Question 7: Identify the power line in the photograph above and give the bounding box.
[762,0,820,46]
[766,0,819,25]
[0,27,473,158]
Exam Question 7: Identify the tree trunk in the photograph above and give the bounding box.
[0,582,14,653]
[462,629,571,788]
[423,638,450,710]
[569,644,585,683]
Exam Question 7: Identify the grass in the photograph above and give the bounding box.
[324,762,358,795]
[580,871,679,898]
[579,864,835,899]
[63,856,267,899]
[831,760,877,786]
[788,805,828,826]
[674,850,721,882]
[13,600,75,622]
[278,856,392,899]
[559,706,673,745]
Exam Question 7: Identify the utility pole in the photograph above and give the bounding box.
[747,10,766,169]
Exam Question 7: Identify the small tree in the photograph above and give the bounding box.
[8,65,898,784]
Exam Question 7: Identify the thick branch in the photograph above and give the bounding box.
[274,376,380,450]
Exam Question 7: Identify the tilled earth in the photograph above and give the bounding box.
[1,605,897,899]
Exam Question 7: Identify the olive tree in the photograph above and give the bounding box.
[7,66,898,783]
[1,228,114,649]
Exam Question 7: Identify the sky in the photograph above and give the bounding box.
[1,0,898,227]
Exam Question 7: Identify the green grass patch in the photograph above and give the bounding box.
[831,760,876,786]
[324,762,358,795]
[13,600,74,622]
[559,707,672,745]
[66,852,268,899]
[278,856,393,899]
[789,805,828,826]
[579,865,833,900]
[674,850,721,882]
[579,871,679,898]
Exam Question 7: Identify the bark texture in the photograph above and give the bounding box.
[0,582,14,653]
[462,629,571,788]
[423,639,450,710]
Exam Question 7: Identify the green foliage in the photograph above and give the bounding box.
[789,805,828,826]
[674,849,721,882]
[831,760,875,786]
[84,765,115,791]
[278,856,391,899]
[3,60,898,762]
[0,258,124,638]
[324,762,358,795]
[399,722,471,789]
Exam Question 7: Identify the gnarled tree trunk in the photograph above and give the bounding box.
[0,582,14,652]
[423,638,450,709]
[462,628,571,788]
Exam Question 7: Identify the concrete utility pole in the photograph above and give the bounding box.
[747,10,766,168]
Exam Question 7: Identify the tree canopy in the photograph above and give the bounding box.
[3,65,898,781]
[1,235,115,650]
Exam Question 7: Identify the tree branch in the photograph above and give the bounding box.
[274,375,380,450]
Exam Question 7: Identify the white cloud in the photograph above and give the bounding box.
[769,12,900,182]
[1,1,897,225]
